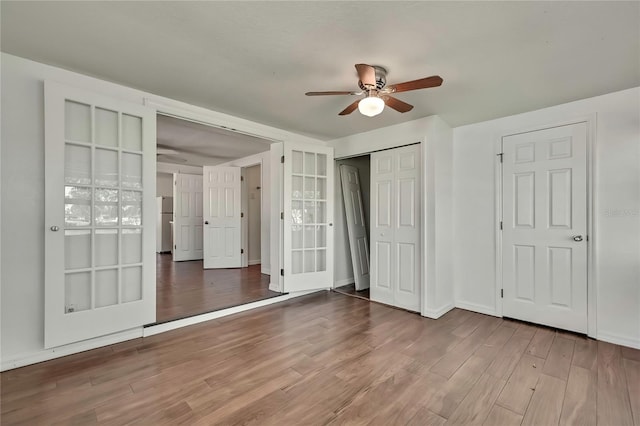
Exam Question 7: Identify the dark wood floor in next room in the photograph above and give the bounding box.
[2,291,639,425]
[156,253,280,323]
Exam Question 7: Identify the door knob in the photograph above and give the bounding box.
[50,226,60,232]
[572,235,583,242]
[204,221,209,225]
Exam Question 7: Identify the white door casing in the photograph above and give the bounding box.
[502,122,588,333]
[172,173,203,261]
[44,81,156,348]
[340,165,370,291]
[283,142,334,292]
[370,144,421,312]
[203,166,242,268]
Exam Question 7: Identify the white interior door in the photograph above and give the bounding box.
[502,122,588,333]
[283,142,334,292]
[370,144,421,312]
[203,166,242,268]
[44,81,156,348]
[172,173,203,261]
[340,165,370,291]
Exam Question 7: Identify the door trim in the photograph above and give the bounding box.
[495,115,597,338]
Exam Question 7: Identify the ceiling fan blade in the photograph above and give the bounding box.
[387,75,443,93]
[384,96,414,113]
[305,91,359,96]
[355,64,376,87]
[339,100,360,116]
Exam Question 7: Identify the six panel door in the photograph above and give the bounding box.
[172,173,203,261]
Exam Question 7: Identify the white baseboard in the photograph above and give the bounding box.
[144,289,323,337]
[248,259,261,266]
[262,266,271,275]
[422,303,455,319]
[1,328,143,372]
[455,300,500,317]
[597,331,640,350]
[333,277,355,288]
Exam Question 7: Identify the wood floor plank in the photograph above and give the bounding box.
[521,374,566,426]
[496,353,545,415]
[572,336,598,371]
[542,335,575,380]
[525,327,556,358]
[485,325,536,380]
[560,365,596,426]
[621,345,640,362]
[406,408,447,426]
[482,405,523,426]
[623,358,640,426]
[445,373,507,425]
[597,341,634,426]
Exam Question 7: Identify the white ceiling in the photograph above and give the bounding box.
[2,2,638,141]
[156,114,272,167]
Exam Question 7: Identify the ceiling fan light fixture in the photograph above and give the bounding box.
[358,95,385,117]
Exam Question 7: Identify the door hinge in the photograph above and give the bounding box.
[500,221,503,230]
[497,153,503,163]
[241,175,244,181]
[280,268,284,276]
[281,155,285,163]
[174,244,177,249]
[281,211,284,220]
[241,212,244,218]
[241,248,244,254]
[501,289,504,298]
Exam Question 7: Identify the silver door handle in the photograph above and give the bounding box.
[572,235,583,242]
[50,226,60,232]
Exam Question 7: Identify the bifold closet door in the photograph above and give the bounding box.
[370,144,421,312]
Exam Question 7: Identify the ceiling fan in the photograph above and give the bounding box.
[305,64,443,117]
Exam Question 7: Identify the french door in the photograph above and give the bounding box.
[44,81,156,348]
[282,142,334,292]
[502,122,588,333]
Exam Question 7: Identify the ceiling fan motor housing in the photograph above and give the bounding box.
[358,65,387,91]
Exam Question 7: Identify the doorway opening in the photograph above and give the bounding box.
[155,114,279,324]
[334,155,371,301]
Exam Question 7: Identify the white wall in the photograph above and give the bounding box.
[0,53,324,368]
[156,172,173,197]
[329,115,455,317]
[453,87,640,348]
[246,164,261,264]
[334,155,371,287]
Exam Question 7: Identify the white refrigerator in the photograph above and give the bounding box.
[156,196,173,253]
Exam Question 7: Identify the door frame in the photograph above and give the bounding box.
[494,115,597,338]
[334,140,426,315]
[239,161,263,268]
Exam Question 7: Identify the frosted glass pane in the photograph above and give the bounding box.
[292,176,303,199]
[316,225,326,248]
[95,188,119,226]
[122,266,142,302]
[122,153,142,189]
[291,200,303,225]
[122,191,142,226]
[65,144,91,185]
[292,225,303,250]
[292,250,303,274]
[292,151,303,174]
[304,177,315,199]
[304,225,315,249]
[95,229,118,267]
[95,269,118,308]
[122,228,142,264]
[304,250,315,273]
[122,114,142,151]
[304,152,316,175]
[303,201,315,224]
[65,229,91,270]
[95,108,118,147]
[65,186,91,227]
[316,250,326,272]
[65,272,91,313]
[65,101,91,142]
[317,178,327,200]
[317,154,327,177]
[316,201,327,224]
[95,148,118,187]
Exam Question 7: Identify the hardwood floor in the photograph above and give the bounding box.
[2,291,639,425]
[334,283,370,300]
[156,254,280,323]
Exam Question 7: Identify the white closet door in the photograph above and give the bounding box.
[340,165,370,291]
[203,166,242,268]
[370,144,421,311]
[502,123,588,333]
[283,142,334,292]
[44,81,156,348]
[172,173,203,261]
